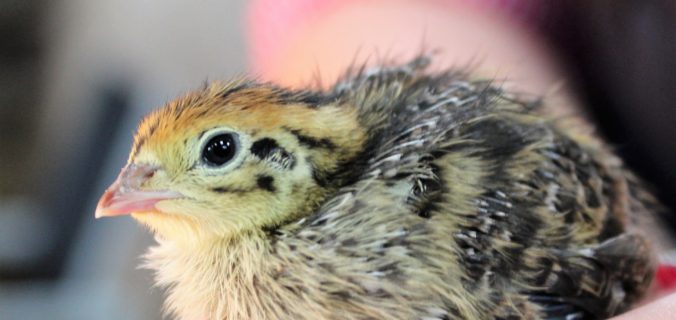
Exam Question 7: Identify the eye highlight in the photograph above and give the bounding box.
[202,133,238,166]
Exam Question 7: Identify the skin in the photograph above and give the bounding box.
[612,293,676,320]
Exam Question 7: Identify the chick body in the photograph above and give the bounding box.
[105,58,656,319]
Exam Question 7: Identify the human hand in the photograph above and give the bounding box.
[612,293,676,320]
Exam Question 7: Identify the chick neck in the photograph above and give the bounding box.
[146,229,275,319]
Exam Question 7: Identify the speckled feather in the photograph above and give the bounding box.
[134,58,656,320]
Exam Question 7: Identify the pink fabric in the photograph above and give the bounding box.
[246,0,550,69]
[247,0,344,68]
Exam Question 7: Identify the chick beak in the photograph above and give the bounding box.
[95,164,184,219]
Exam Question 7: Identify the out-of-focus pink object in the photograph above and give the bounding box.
[246,0,551,72]
[656,265,676,291]
[657,251,676,293]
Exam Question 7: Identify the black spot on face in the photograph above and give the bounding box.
[211,187,229,193]
[250,138,296,170]
[210,186,251,194]
[287,128,337,150]
[257,175,276,192]
[251,138,279,159]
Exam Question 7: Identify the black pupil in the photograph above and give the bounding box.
[203,134,237,166]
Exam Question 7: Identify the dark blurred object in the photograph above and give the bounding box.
[546,1,676,231]
[0,0,132,280]
[0,84,130,280]
[0,0,51,279]
[0,0,44,195]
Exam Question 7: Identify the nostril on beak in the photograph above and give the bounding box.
[120,164,159,190]
[95,163,182,218]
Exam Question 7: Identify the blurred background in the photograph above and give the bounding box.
[0,1,247,318]
[0,0,674,319]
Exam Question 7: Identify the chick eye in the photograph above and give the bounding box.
[202,133,238,166]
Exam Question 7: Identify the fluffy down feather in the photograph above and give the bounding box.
[98,57,657,319]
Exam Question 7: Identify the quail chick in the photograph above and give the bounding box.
[96,58,657,320]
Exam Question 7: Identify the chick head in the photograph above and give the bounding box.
[95,81,366,243]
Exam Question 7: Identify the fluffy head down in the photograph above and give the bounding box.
[128,80,366,243]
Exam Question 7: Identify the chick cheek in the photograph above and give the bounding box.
[153,199,180,215]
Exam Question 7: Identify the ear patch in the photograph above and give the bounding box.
[287,128,337,150]
[251,138,279,158]
[250,138,296,170]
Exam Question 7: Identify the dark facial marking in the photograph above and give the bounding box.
[211,187,229,193]
[287,128,337,150]
[210,186,252,194]
[256,175,276,192]
[251,138,279,159]
[250,138,296,170]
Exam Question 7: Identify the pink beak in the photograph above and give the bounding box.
[95,164,184,218]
